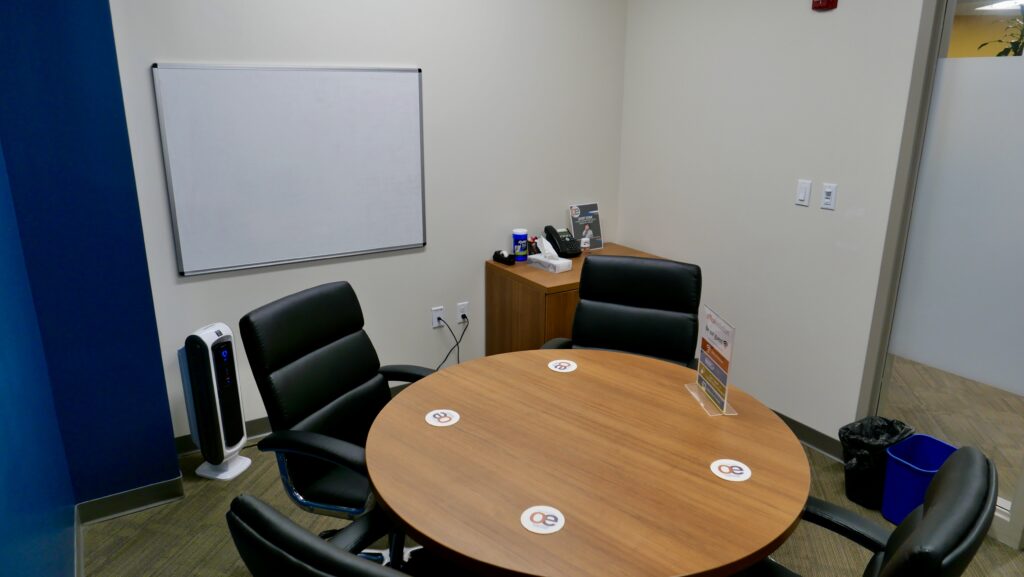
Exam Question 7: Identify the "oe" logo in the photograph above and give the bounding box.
[521,505,565,534]
[710,459,752,482]
[424,409,460,427]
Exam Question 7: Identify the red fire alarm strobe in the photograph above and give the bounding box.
[813,0,838,10]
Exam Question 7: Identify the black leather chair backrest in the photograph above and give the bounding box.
[874,447,997,577]
[240,282,393,501]
[571,255,701,364]
[239,282,391,447]
[227,494,403,577]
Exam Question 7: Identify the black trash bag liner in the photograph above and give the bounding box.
[838,416,914,510]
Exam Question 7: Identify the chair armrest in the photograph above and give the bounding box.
[257,430,367,476]
[541,337,573,349]
[802,495,891,553]
[228,495,404,576]
[325,507,394,553]
[379,364,434,383]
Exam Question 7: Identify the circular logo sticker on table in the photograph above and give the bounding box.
[547,360,577,373]
[520,505,565,534]
[710,459,752,482]
[424,409,460,427]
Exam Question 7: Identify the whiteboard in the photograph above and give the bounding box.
[153,64,425,275]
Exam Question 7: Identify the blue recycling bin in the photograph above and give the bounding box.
[881,434,957,524]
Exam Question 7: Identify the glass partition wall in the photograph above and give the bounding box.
[878,0,1024,548]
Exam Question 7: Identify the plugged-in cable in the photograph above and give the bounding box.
[456,314,468,364]
[435,315,469,371]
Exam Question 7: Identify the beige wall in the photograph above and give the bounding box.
[111,0,936,441]
[618,0,928,436]
[109,0,626,436]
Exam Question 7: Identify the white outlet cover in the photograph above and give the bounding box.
[821,183,837,210]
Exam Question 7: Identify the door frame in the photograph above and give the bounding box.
[861,0,1022,549]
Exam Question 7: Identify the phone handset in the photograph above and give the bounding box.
[543,225,582,259]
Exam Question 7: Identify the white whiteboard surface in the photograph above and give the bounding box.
[153,64,425,275]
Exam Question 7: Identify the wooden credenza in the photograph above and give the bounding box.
[484,242,659,355]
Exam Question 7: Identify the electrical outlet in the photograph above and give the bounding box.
[821,183,838,210]
[456,301,469,323]
[431,306,445,329]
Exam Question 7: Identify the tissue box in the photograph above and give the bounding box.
[527,254,572,273]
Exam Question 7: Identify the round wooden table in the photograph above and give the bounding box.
[366,349,810,576]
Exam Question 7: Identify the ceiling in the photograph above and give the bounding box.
[956,1,1024,15]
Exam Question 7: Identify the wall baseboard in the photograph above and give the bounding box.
[174,417,271,455]
[776,411,842,461]
[77,476,184,525]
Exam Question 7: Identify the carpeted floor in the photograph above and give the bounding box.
[880,355,1024,502]
[771,448,1023,577]
[83,443,1024,576]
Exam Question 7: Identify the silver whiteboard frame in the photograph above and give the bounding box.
[152,63,427,276]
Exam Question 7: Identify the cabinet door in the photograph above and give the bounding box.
[486,266,546,355]
[544,290,579,342]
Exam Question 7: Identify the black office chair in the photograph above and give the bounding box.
[227,494,474,577]
[542,255,702,366]
[738,446,997,577]
[239,282,433,549]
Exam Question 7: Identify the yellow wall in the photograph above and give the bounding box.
[949,15,1017,58]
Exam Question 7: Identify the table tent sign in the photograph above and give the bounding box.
[686,305,738,416]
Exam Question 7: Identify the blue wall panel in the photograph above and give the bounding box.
[0,0,179,502]
[0,140,76,576]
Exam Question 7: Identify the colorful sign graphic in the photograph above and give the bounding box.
[697,306,735,414]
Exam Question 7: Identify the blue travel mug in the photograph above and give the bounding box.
[512,228,528,261]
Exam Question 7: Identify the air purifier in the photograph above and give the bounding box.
[178,322,251,480]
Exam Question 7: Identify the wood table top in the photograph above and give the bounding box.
[366,349,810,577]
[484,242,661,293]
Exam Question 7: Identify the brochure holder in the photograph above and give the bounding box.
[685,382,737,417]
[688,305,738,417]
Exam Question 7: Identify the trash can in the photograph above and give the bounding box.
[838,416,914,509]
[881,434,957,524]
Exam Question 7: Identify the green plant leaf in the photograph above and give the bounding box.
[978,40,1010,50]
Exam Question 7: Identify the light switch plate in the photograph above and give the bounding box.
[796,179,812,207]
[821,183,837,210]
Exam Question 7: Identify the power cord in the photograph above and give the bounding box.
[435,314,469,370]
